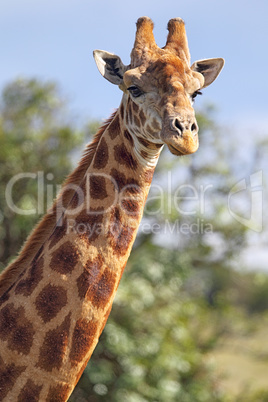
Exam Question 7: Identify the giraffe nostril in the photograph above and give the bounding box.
[174,119,183,134]
[191,123,197,133]
[172,119,197,136]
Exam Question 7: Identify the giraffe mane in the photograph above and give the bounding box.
[0,110,118,298]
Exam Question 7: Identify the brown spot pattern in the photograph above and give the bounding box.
[108,207,135,256]
[76,254,104,300]
[136,136,155,150]
[9,323,35,355]
[108,114,120,139]
[37,313,71,372]
[0,303,34,355]
[121,199,140,217]
[93,137,109,169]
[50,241,80,274]
[70,318,98,366]
[68,188,84,211]
[46,383,71,402]
[137,136,163,150]
[114,144,138,170]
[15,256,44,296]
[132,101,139,114]
[110,168,141,194]
[18,379,42,402]
[60,187,77,211]
[76,207,104,243]
[89,174,108,200]
[0,292,10,307]
[141,150,149,159]
[0,363,26,400]
[89,268,117,309]
[139,109,146,125]
[144,168,155,184]
[110,168,127,192]
[35,284,67,323]
[124,130,134,146]
[0,304,18,341]
[76,270,90,300]
[155,142,163,149]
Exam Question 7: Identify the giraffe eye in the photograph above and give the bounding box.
[127,86,143,98]
[191,90,202,101]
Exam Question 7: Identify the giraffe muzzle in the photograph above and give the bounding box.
[160,116,199,156]
[172,118,198,138]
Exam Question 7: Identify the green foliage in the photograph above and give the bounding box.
[0,78,85,267]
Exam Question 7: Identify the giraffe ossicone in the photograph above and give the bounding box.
[0,17,224,401]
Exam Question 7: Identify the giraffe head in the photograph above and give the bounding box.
[94,17,224,156]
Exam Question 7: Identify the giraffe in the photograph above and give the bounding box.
[0,17,224,401]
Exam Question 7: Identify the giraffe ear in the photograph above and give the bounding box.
[191,58,224,88]
[93,50,128,85]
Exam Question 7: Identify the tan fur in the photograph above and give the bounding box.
[0,112,117,298]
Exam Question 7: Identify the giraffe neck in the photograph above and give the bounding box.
[0,102,162,401]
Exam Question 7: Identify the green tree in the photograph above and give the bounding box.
[0,78,86,268]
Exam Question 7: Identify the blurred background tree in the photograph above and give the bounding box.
[0,78,98,268]
[1,78,268,401]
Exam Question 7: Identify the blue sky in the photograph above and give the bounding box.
[1,0,268,131]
